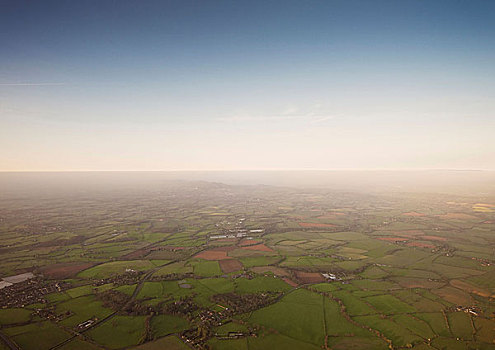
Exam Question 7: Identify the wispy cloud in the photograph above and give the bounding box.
[215,115,304,123]
[215,112,336,124]
[215,104,337,125]
[0,83,66,86]
[310,115,335,124]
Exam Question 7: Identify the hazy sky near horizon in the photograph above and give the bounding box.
[1,0,494,171]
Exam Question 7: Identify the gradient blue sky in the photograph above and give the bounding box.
[1,0,494,170]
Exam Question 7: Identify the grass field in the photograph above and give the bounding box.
[78,260,157,279]
[196,277,235,294]
[248,289,326,346]
[3,321,71,350]
[392,314,435,339]
[130,335,189,350]
[235,276,293,293]
[58,338,104,350]
[1,179,494,350]
[327,336,388,350]
[65,285,95,298]
[247,333,321,350]
[415,312,452,337]
[323,296,373,337]
[0,308,32,325]
[189,260,222,277]
[332,290,376,316]
[57,295,113,328]
[364,294,416,314]
[87,316,146,349]
[153,261,193,276]
[448,312,474,340]
[354,315,423,347]
[238,256,280,267]
[150,314,189,338]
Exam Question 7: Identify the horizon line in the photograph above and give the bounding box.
[0,168,493,173]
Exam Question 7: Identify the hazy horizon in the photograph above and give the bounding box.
[2,169,495,197]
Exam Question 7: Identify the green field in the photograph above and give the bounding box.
[0,177,494,350]
[189,260,222,277]
[0,308,32,325]
[150,314,190,338]
[57,295,113,327]
[354,315,423,347]
[131,335,189,350]
[3,322,71,350]
[364,294,416,314]
[248,289,326,345]
[235,276,293,293]
[87,316,146,349]
[78,260,157,279]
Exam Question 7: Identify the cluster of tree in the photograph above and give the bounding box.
[180,327,211,350]
[162,296,200,318]
[150,272,194,281]
[139,314,154,344]
[122,300,153,316]
[93,270,143,287]
[211,292,282,314]
[96,290,129,310]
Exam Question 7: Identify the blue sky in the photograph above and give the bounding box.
[1,0,494,170]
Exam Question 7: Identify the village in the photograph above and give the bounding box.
[0,275,69,309]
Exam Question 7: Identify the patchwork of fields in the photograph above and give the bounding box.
[0,181,494,349]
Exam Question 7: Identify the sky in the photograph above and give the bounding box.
[1,0,494,171]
